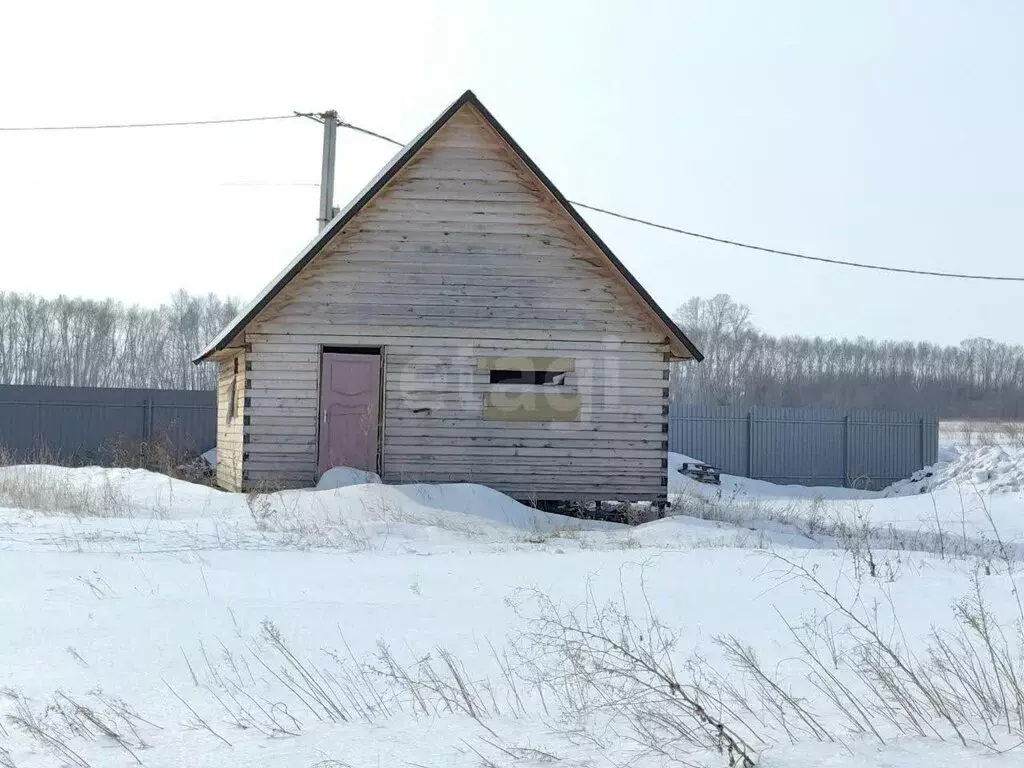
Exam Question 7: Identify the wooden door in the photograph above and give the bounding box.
[317,352,381,476]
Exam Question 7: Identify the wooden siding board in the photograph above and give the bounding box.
[248,326,667,344]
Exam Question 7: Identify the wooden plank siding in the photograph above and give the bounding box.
[215,351,245,491]
[238,104,671,500]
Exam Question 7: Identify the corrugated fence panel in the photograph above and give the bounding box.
[669,404,749,476]
[0,385,215,463]
[752,407,847,486]
[846,409,935,489]
[669,402,939,490]
[149,389,217,458]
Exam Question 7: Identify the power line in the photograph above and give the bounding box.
[219,181,319,187]
[294,111,405,146]
[2,108,1020,282]
[295,113,402,146]
[329,119,1024,283]
[339,120,405,146]
[0,114,301,132]
[567,202,1024,283]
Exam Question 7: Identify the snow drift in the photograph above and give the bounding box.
[884,443,1024,496]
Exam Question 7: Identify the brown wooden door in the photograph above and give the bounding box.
[317,352,381,476]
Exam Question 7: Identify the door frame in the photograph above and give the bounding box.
[315,345,386,478]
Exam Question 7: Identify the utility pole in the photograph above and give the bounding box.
[297,110,341,231]
[317,110,339,232]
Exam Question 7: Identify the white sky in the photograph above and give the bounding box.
[1,1,1022,344]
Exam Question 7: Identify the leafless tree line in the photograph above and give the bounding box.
[1,289,1020,417]
[673,293,1024,419]
[0,290,238,390]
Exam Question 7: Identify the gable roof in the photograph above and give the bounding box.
[194,90,702,363]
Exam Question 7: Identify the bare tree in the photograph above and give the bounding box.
[4,286,1023,417]
[0,290,239,390]
[672,294,1024,419]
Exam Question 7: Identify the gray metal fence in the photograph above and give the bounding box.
[669,404,939,489]
[2,385,937,488]
[0,385,215,463]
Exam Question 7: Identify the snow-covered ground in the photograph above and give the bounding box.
[3,444,1024,767]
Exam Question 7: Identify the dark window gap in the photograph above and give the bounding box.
[489,369,566,385]
[322,346,382,355]
[227,377,237,420]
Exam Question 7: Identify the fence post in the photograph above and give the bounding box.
[144,399,153,441]
[842,414,850,488]
[35,402,43,460]
[919,416,926,469]
[746,411,754,478]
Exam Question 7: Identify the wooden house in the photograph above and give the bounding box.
[194,90,702,502]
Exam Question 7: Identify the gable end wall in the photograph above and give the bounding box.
[241,106,670,500]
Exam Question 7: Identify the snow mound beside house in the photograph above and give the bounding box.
[316,466,382,489]
[0,464,617,544]
[278,480,618,541]
[883,444,1024,496]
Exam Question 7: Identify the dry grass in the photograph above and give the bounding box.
[168,618,529,748]
[669,481,1022,571]
[7,554,1024,767]
[0,431,211,479]
[718,552,1024,753]
[513,585,759,767]
[506,556,1024,763]
[3,688,155,767]
[0,438,217,518]
[0,451,133,518]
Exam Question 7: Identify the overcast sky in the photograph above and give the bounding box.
[2,1,1021,345]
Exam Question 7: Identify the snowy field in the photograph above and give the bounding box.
[3,441,1024,766]
[940,419,1024,449]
